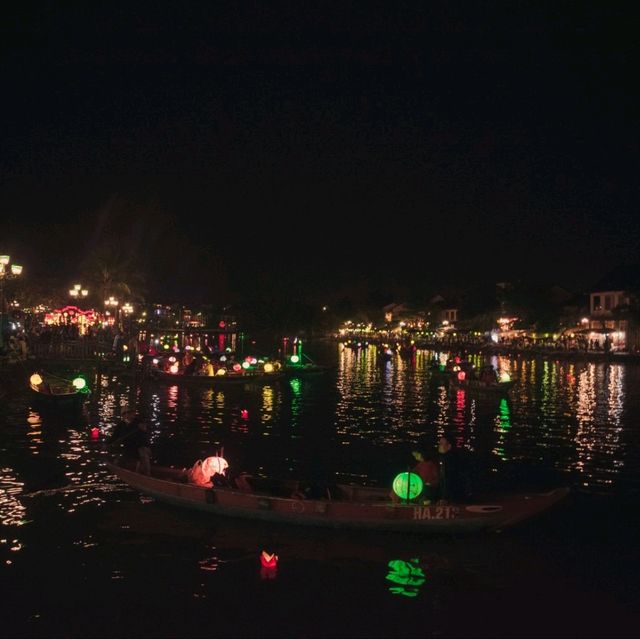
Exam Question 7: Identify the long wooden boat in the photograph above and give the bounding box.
[449,378,515,394]
[146,368,285,385]
[28,376,89,410]
[106,461,569,534]
[283,362,331,376]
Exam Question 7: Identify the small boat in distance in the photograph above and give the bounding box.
[106,460,569,535]
[28,370,90,410]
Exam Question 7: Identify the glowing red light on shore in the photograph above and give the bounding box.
[90,427,100,439]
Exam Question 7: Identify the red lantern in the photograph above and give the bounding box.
[90,427,100,440]
[241,409,249,420]
[260,550,278,568]
[457,371,466,381]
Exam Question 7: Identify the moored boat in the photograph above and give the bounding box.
[106,460,569,534]
[449,377,514,394]
[28,371,90,409]
[146,367,284,385]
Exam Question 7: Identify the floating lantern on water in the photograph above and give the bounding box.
[216,368,227,376]
[241,409,249,420]
[260,550,278,568]
[264,363,274,373]
[90,427,100,440]
[499,372,511,383]
[30,373,43,386]
[170,364,179,374]
[242,361,251,370]
[289,354,300,364]
[233,363,242,372]
[260,550,278,579]
[392,472,423,501]
[457,371,466,381]
[72,376,87,390]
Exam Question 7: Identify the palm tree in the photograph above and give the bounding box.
[84,244,146,306]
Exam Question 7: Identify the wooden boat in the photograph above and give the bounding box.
[146,368,285,385]
[284,362,331,376]
[106,460,569,534]
[449,377,515,394]
[28,373,89,410]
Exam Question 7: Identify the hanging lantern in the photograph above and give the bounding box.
[392,472,423,500]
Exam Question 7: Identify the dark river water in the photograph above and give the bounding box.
[1,342,639,638]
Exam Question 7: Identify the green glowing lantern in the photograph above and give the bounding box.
[392,472,423,500]
[72,376,86,391]
[289,354,300,364]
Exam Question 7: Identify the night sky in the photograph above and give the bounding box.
[2,2,638,306]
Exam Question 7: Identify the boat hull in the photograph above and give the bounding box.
[106,462,569,534]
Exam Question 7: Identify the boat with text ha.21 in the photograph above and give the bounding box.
[107,455,568,535]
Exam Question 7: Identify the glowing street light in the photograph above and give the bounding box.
[69,283,89,299]
[0,255,23,350]
[104,296,119,328]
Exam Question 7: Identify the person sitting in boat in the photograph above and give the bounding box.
[291,480,332,500]
[182,351,196,375]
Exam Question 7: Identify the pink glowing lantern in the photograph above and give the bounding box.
[457,371,466,381]
[241,409,249,420]
[90,427,100,440]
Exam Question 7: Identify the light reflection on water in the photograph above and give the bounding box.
[1,346,640,637]
[1,346,639,532]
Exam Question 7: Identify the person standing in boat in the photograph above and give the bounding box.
[437,435,466,503]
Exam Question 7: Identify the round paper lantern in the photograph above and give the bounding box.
[264,363,274,373]
[457,371,466,381]
[30,373,43,386]
[392,472,423,500]
[72,376,86,390]
[201,455,229,478]
[290,355,300,364]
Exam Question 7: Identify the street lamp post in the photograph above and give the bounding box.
[69,283,89,302]
[104,296,119,329]
[0,255,23,351]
